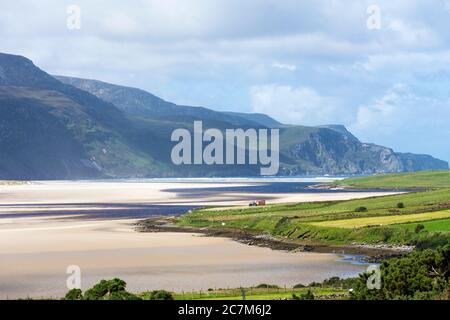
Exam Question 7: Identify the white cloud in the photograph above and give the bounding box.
[250,85,346,126]
[272,62,297,71]
[351,84,411,133]
[385,18,440,48]
[350,84,450,160]
[2,0,450,160]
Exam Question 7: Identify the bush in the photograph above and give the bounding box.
[355,206,368,212]
[293,283,305,288]
[397,202,405,208]
[307,277,357,289]
[307,281,321,287]
[351,245,450,300]
[81,278,141,300]
[414,234,450,250]
[292,289,315,300]
[64,288,83,300]
[415,224,425,233]
[323,276,357,289]
[255,284,280,289]
[146,290,174,300]
[381,228,393,242]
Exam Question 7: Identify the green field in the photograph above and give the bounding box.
[312,210,450,229]
[334,170,450,189]
[177,171,450,248]
[394,218,450,232]
[168,287,347,300]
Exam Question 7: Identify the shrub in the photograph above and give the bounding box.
[146,290,174,300]
[274,216,290,230]
[414,234,450,250]
[255,284,280,289]
[381,228,393,242]
[307,277,357,289]
[82,278,141,300]
[397,202,405,208]
[307,281,321,287]
[322,276,358,289]
[355,206,368,212]
[64,288,83,300]
[415,224,425,233]
[292,289,315,300]
[351,245,450,300]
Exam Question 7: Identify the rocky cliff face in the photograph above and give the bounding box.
[397,153,449,172]
[280,127,447,175]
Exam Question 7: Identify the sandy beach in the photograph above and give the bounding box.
[0,180,400,217]
[0,180,397,299]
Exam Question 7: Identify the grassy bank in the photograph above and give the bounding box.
[63,277,354,301]
[167,287,347,300]
[176,171,450,249]
[334,170,450,189]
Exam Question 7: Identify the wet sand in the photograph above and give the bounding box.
[0,180,394,299]
[0,218,366,299]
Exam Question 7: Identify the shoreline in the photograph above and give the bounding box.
[136,216,413,263]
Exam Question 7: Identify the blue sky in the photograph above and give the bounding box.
[2,0,450,161]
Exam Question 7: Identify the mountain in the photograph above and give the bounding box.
[58,75,448,175]
[397,153,449,172]
[0,53,170,179]
[55,76,274,128]
[278,126,440,175]
[0,52,447,179]
[222,112,283,128]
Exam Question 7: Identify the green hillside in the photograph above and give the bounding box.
[178,171,450,249]
[335,170,450,189]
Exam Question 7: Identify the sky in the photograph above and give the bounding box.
[1,0,450,161]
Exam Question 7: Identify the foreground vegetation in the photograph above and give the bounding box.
[353,245,449,300]
[64,278,348,301]
[177,171,450,249]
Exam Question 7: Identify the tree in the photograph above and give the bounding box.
[80,278,141,300]
[352,246,450,300]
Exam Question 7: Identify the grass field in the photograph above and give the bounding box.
[177,171,450,248]
[312,210,450,229]
[167,287,348,300]
[394,218,450,232]
[334,170,450,189]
